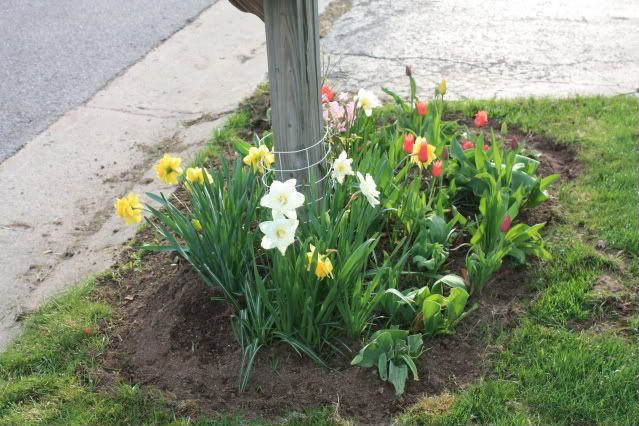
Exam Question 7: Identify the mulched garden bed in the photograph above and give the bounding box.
[94,122,579,423]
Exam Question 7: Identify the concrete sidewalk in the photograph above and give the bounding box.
[323,0,639,99]
[0,1,269,349]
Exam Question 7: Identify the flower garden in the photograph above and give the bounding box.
[114,75,556,397]
[2,72,638,424]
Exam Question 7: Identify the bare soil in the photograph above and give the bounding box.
[94,123,575,423]
[96,249,531,423]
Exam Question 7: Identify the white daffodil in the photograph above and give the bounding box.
[355,88,381,117]
[259,218,299,255]
[260,179,305,220]
[331,151,354,184]
[356,171,380,207]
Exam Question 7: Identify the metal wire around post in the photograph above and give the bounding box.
[259,126,333,206]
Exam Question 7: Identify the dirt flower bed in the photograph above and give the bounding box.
[97,77,578,421]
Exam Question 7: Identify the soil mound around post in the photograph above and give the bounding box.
[96,127,576,423]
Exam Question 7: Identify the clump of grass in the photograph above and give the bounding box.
[409,323,639,425]
[190,110,251,167]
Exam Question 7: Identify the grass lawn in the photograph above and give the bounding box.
[1,95,637,425]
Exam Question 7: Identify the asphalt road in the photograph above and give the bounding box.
[0,0,217,163]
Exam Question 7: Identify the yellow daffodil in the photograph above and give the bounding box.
[154,154,183,184]
[184,167,212,191]
[114,193,143,225]
[306,244,334,279]
[243,145,275,174]
[191,218,203,233]
[411,137,437,169]
[186,167,212,184]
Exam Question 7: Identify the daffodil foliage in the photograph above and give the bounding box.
[118,74,556,395]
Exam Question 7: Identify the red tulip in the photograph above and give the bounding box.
[403,133,415,153]
[442,146,449,160]
[510,136,519,150]
[418,142,429,162]
[500,215,511,232]
[483,144,490,152]
[416,101,427,116]
[432,160,443,177]
[462,140,475,150]
[474,110,488,128]
[321,85,335,104]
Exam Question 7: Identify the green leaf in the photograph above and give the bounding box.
[422,300,442,335]
[400,354,419,381]
[433,274,466,289]
[540,173,560,190]
[388,362,408,395]
[378,352,388,381]
[232,137,252,156]
[407,334,423,354]
[447,288,469,323]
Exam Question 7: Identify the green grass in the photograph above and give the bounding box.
[0,281,183,425]
[190,111,251,167]
[2,95,638,425]
[406,324,639,426]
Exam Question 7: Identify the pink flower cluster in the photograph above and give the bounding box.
[322,90,355,133]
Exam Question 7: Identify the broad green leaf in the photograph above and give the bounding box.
[422,300,442,335]
[433,274,466,289]
[388,362,408,395]
[378,352,388,381]
[447,288,469,323]
[540,173,560,190]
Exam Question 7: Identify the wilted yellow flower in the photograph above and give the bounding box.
[437,79,447,96]
[154,154,183,184]
[243,145,275,174]
[191,218,203,233]
[114,193,143,225]
[411,137,437,169]
[184,167,212,191]
[306,244,334,279]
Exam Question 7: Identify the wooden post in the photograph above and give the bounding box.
[263,0,325,205]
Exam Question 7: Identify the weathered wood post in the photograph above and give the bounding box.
[229,0,325,205]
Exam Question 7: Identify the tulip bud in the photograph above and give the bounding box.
[432,160,443,177]
[510,136,519,150]
[462,140,474,150]
[416,101,427,116]
[418,143,429,162]
[474,110,488,128]
[442,146,449,160]
[405,65,412,77]
[321,85,335,104]
[437,79,447,95]
[403,133,415,153]
[500,215,511,233]
[483,144,490,152]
